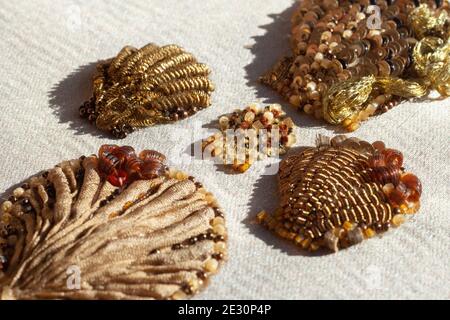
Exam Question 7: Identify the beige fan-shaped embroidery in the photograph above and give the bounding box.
[79,43,215,138]
[257,135,422,252]
[0,153,226,299]
[260,0,449,131]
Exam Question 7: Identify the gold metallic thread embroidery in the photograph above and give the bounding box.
[201,104,296,173]
[80,43,215,138]
[257,135,422,252]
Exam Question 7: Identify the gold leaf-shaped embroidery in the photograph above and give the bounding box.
[257,135,422,252]
[80,43,215,138]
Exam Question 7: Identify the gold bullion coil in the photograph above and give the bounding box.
[92,43,215,133]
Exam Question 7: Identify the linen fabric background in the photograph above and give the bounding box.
[0,0,448,299]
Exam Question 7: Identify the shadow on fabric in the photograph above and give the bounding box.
[244,1,333,131]
[244,2,294,104]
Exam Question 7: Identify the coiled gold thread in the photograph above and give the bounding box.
[130,47,186,76]
[144,63,210,87]
[108,45,138,75]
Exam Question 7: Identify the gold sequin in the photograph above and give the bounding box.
[261,1,450,130]
[79,43,214,138]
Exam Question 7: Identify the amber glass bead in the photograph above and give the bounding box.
[98,145,167,187]
[401,172,422,195]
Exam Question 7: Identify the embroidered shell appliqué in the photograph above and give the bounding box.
[260,0,449,131]
[257,135,422,252]
[79,44,215,138]
[0,146,227,299]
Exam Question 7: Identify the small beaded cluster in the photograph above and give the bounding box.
[79,43,214,138]
[257,135,422,252]
[79,98,134,138]
[201,104,296,173]
[261,0,449,130]
[98,145,168,187]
